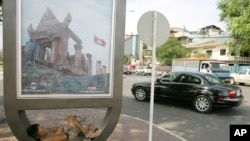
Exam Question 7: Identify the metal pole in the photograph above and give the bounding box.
[148,11,157,141]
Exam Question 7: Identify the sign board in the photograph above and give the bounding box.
[3,0,125,140]
[137,11,170,47]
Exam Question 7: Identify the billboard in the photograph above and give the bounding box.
[17,0,115,98]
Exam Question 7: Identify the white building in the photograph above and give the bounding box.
[171,25,250,72]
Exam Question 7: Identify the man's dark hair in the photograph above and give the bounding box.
[26,124,40,141]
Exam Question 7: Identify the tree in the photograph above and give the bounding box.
[217,0,250,52]
[123,54,130,65]
[156,38,189,65]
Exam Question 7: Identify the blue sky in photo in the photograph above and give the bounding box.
[20,0,114,72]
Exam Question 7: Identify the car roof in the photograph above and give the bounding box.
[170,71,207,77]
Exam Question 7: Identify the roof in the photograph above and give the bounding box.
[187,33,232,47]
[36,7,60,32]
[200,25,222,31]
[170,71,210,77]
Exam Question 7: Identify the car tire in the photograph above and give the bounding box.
[134,87,147,101]
[230,78,235,85]
[193,95,212,113]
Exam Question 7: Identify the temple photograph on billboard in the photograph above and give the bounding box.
[17,0,115,98]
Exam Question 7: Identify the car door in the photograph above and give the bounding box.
[154,73,180,99]
[237,70,246,83]
[246,70,250,83]
[167,74,202,101]
[238,70,250,84]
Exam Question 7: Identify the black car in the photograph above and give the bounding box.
[124,70,132,75]
[131,71,244,113]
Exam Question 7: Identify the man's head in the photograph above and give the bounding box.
[26,124,42,141]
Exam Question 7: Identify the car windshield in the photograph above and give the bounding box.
[204,73,222,84]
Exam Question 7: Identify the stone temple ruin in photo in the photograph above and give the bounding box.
[21,7,109,94]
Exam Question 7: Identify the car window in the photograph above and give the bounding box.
[239,70,247,74]
[160,73,178,82]
[178,74,201,84]
[204,74,221,84]
[210,63,229,72]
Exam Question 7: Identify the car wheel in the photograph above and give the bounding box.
[230,78,235,85]
[134,87,147,101]
[193,95,212,113]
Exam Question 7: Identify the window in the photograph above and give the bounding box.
[178,74,201,84]
[206,50,212,57]
[220,49,226,56]
[143,43,147,50]
[161,74,178,82]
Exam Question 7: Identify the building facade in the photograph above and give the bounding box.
[171,25,250,72]
[124,25,250,72]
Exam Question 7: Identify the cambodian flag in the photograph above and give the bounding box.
[94,35,106,47]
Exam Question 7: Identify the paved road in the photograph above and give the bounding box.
[1,72,250,141]
[122,75,250,141]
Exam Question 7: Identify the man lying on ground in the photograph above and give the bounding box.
[26,115,102,141]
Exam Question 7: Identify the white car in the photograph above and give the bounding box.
[135,66,152,76]
[230,69,250,85]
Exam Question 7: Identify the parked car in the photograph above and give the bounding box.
[135,66,152,76]
[123,70,132,75]
[230,69,250,85]
[131,71,244,113]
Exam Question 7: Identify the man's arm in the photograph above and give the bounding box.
[55,127,64,135]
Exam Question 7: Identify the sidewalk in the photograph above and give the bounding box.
[0,104,186,141]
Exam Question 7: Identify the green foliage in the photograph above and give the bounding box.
[156,38,189,65]
[218,0,250,52]
[123,54,130,65]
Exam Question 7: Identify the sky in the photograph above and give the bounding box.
[125,0,227,34]
[0,0,226,50]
